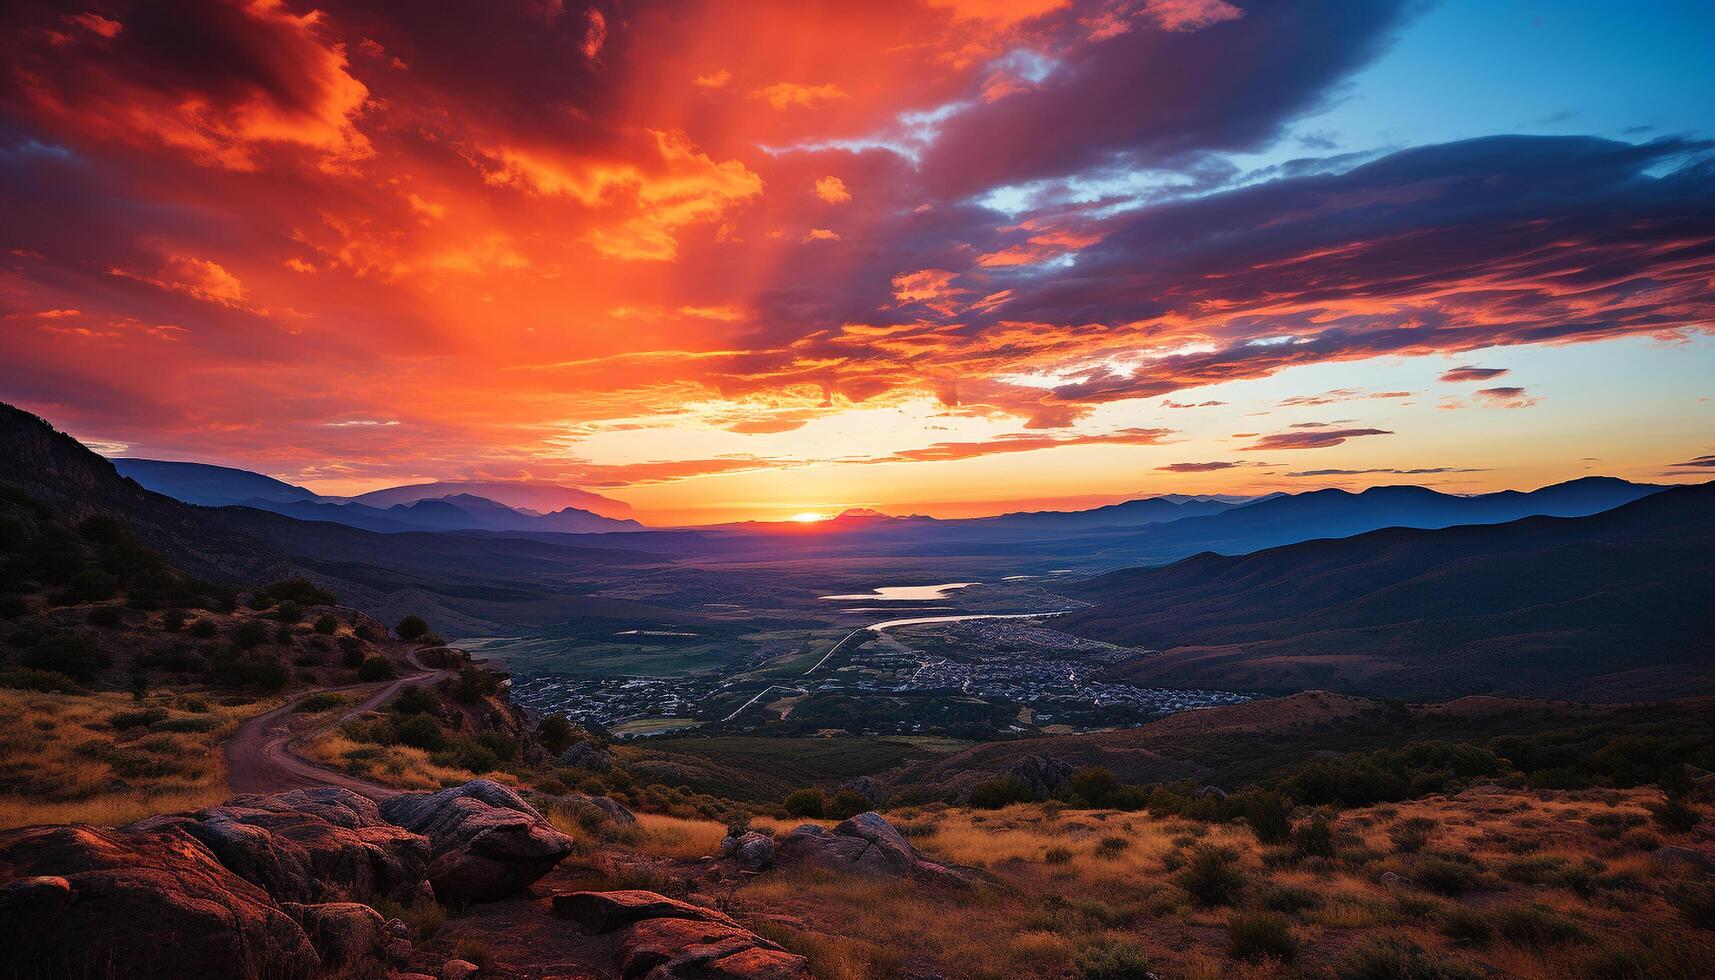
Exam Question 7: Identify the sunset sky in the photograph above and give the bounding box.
[2,0,1712,524]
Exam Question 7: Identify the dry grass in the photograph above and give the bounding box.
[302,732,512,792]
[0,688,266,829]
[609,784,1707,980]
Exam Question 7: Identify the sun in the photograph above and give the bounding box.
[788,511,830,523]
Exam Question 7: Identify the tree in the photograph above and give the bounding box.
[538,715,575,755]
[313,614,339,635]
[396,615,429,641]
[357,657,395,681]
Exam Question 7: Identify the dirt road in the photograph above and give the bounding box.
[224,649,451,800]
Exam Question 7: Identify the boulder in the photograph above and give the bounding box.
[554,890,809,979]
[619,916,810,979]
[776,812,979,887]
[1005,756,1073,797]
[0,824,319,980]
[379,779,574,902]
[284,900,388,968]
[554,889,743,933]
[558,740,615,772]
[719,831,775,871]
[1651,845,1715,873]
[131,786,431,904]
[442,958,482,980]
[564,792,638,827]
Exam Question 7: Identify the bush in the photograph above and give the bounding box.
[161,608,187,632]
[338,635,366,667]
[451,667,497,703]
[1176,846,1245,906]
[1044,846,1073,865]
[1227,911,1296,963]
[395,615,429,641]
[209,650,289,691]
[0,667,82,693]
[1243,790,1294,844]
[312,614,339,635]
[188,619,218,638]
[390,684,438,715]
[109,707,168,730]
[1487,903,1587,948]
[1414,856,1481,896]
[1068,767,1120,807]
[1292,815,1337,858]
[538,715,574,755]
[1335,936,1479,980]
[393,714,446,751]
[20,632,110,682]
[264,578,336,606]
[826,788,871,820]
[357,657,395,681]
[86,605,123,627]
[231,620,270,650]
[294,692,347,713]
[784,788,826,818]
[1095,836,1131,857]
[1650,793,1702,833]
[435,739,500,774]
[1073,939,1152,980]
[1257,883,1319,913]
[0,594,28,619]
[1390,816,1437,853]
[1672,880,1715,931]
[968,776,1034,809]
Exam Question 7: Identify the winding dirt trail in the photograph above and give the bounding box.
[223,649,451,800]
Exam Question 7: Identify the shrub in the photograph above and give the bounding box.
[434,739,500,774]
[20,632,110,682]
[209,650,290,691]
[1335,936,1479,980]
[968,776,1034,809]
[826,788,871,820]
[1440,907,1494,947]
[1227,911,1296,963]
[357,657,394,682]
[1390,816,1437,853]
[395,615,429,641]
[784,788,826,818]
[393,714,446,751]
[1044,847,1073,865]
[188,619,218,638]
[475,731,518,762]
[1068,767,1120,807]
[294,692,347,713]
[1672,880,1715,931]
[0,594,28,619]
[1257,883,1319,913]
[231,620,270,649]
[338,635,366,667]
[0,667,82,693]
[86,605,123,627]
[1073,939,1152,980]
[109,707,168,730]
[1414,856,1481,896]
[161,608,187,632]
[1650,793,1702,833]
[451,667,497,703]
[1176,846,1245,906]
[390,684,438,715]
[1243,789,1294,844]
[1487,903,1587,948]
[538,715,574,754]
[1095,835,1131,856]
[264,578,337,606]
[1292,815,1337,858]
[313,614,339,635]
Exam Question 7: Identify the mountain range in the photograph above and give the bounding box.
[111,459,642,535]
[1065,482,1715,700]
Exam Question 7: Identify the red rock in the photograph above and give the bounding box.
[553,888,742,933]
[0,824,318,980]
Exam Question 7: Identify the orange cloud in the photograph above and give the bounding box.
[749,82,848,110]
[814,176,851,204]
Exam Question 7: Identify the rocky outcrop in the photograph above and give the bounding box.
[283,900,389,969]
[379,779,573,902]
[131,786,431,904]
[0,823,319,980]
[564,792,638,827]
[721,831,776,871]
[559,740,615,771]
[554,890,809,979]
[1005,755,1073,797]
[776,812,982,887]
[840,776,884,805]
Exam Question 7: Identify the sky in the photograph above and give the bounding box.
[1,0,1712,525]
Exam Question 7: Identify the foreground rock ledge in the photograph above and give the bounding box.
[554,889,811,979]
[379,778,575,903]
